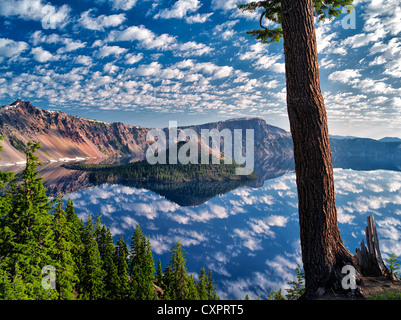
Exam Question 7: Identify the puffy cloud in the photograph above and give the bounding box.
[125,52,143,65]
[31,46,57,62]
[0,0,70,29]
[150,229,207,254]
[211,0,241,11]
[175,41,212,57]
[213,20,239,40]
[128,61,162,77]
[0,38,28,62]
[73,55,93,66]
[79,9,126,31]
[107,24,212,56]
[185,13,213,24]
[97,45,128,58]
[96,0,138,11]
[109,25,176,50]
[328,69,362,84]
[30,31,86,54]
[238,42,284,72]
[154,0,201,19]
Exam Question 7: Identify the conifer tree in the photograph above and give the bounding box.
[162,266,173,300]
[206,269,219,299]
[156,258,163,288]
[115,236,130,299]
[64,198,85,293]
[101,227,119,299]
[80,215,105,299]
[186,274,200,300]
[197,267,208,300]
[2,141,57,299]
[167,241,189,300]
[285,264,305,300]
[52,198,78,300]
[238,0,357,297]
[129,225,157,300]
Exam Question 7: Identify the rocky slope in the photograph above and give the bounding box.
[1,100,399,180]
[0,100,294,171]
[0,100,150,166]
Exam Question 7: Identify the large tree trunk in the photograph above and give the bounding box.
[280,0,357,297]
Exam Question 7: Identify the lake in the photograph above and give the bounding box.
[61,167,401,300]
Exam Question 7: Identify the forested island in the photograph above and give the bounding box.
[64,158,257,184]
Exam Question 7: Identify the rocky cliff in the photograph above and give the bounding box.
[0,100,294,173]
[0,100,150,166]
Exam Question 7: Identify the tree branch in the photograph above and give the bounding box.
[259,11,267,29]
[259,0,278,29]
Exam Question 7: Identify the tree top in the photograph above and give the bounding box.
[238,0,354,43]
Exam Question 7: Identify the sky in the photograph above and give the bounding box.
[0,0,400,139]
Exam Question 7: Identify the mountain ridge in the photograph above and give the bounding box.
[0,100,290,167]
[0,100,400,177]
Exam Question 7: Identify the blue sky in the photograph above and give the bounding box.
[0,0,400,139]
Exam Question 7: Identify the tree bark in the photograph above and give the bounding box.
[280,0,356,297]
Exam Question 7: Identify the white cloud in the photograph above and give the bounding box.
[79,9,126,31]
[190,62,233,79]
[185,12,213,24]
[239,42,284,72]
[0,38,29,62]
[129,61,162,77]
[328,69,362,83]
[31,46,56,62]
[125,52,143,65]
[97,0,138,11]
[108,25,212,56]
[97,45,128,58]
[370,38,401,78]
[121,216,138,229]
[266,215,288,227]
[73,55,93,66]
[154,0,201,19]
[211,0,241,11]
[30,31,86,54]
[109,25,176,50]
[233,228,262,251]
[0,0,70,29]
[213,20,239,40]
[175,41,212,57]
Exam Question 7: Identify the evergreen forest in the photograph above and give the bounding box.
[0,139,219,300]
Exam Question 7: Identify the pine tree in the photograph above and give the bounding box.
[206,269,218,300]
[385,253,400,277]
[238,0,357,297]
[197,267,208,300]
[64,198,85,295]
[2,141,57,299]
[52,198,78,300]
[101,227,119,299]
[80,215,105,300]
[186,274,200,300]
[167,241,189,300]
[115,236,130,299]
[129,225,157,300]
[285,264,305,300]
[162,266,173,300]
[156,259,163,284]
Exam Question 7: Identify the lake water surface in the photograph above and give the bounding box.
[62,168,401,299]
